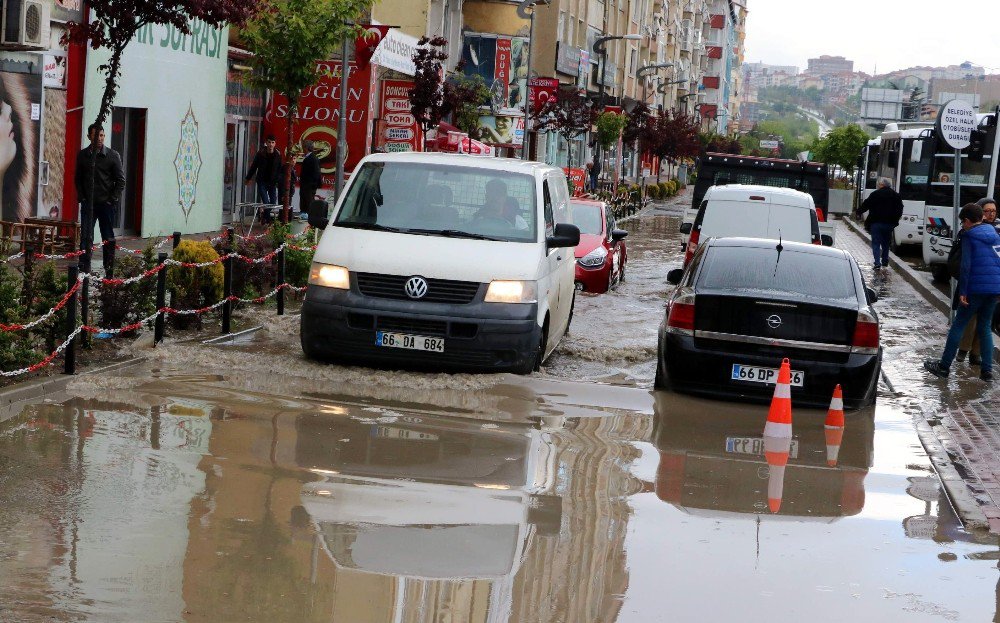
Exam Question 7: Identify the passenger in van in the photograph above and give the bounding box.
[857,177,904,269]
[418,184,458,224]
[475,179,528,230]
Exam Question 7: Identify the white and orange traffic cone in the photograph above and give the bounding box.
[766,462,786,513]
[762,359,794,513]
[825,384,845,467]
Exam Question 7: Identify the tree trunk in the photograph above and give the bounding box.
[283,99,297,224]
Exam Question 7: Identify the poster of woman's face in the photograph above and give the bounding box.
[0,72,41,222]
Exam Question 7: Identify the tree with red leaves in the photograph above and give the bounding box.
[532,87,597,168]
[409,36,449,134]
[644,111,700,182]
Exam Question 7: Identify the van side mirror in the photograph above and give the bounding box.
[821,234,833,246]
[547,223,580,249]
[667,268,685,285]
[307,199,330,230]
[611,228,628,242]
[679,222,692,235]
[865,286,879,304]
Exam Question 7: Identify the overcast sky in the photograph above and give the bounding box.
[743,1,1000,75]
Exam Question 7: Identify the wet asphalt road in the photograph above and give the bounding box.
[1,198,999,622]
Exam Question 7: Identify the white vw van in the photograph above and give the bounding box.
[301,152,580,373]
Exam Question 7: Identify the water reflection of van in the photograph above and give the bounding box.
[652,392,874,519]
[296,414,559,585]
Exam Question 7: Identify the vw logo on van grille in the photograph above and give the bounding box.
[404,276,429,299]
[766,314,783,330]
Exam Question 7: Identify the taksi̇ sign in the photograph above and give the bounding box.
[936,99,977,150]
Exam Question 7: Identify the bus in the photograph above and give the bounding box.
[871,123,935,252]
[921,111,1000,281]
[855,138,880,207]
[686,153,832,242]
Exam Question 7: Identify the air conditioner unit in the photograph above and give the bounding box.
[2,0,50,50]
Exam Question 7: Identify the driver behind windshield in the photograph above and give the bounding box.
[474,179,529,231]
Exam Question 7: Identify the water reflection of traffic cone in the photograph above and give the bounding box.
[825,384,845,467]
[766,460,786,513]
[763,358,793,465]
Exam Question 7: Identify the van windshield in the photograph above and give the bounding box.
[334,161,538,242]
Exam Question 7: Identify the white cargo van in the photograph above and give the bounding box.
[681,185,824,266]
[301,152,581,373]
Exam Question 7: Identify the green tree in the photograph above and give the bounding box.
[596,112,627,150]
[242,0,371,221]
[811,124,871,176]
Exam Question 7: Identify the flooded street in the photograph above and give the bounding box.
[2,201,1000,622]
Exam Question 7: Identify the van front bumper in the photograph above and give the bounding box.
[300,285,541,372]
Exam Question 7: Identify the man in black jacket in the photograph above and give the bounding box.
[857,176,904,269]
[299,140,322,216]
[75,123,125,277]
[245,135,282,205]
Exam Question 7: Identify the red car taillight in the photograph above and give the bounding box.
[851,310,880,354]
[684,230,700,266]
[816,207,826,222]
[666,293,696,336]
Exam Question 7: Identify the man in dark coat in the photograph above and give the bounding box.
[245,135,282,205]
[857,176,904,269]
[75,123,125,277]
[299,140,322,216]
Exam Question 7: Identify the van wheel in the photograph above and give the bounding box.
[515,324,547,375]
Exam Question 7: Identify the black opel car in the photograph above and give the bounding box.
[656,238,881,408]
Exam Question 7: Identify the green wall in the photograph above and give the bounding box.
[83,19,229,237]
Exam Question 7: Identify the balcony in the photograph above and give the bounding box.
[702,75,720,89]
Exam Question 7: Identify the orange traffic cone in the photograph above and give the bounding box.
[763,358,793,468]
[825,384,845,467]
[767,462,785,513]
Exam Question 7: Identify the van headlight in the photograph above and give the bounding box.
[308,263,350,289]
[578,246,608,268]
[485,280,537,303]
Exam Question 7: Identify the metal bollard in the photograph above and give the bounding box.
[64,265,78,375]
[169,231,180,308]
[276,245,285,316]
[172,231,181,249]
[221,227,234,334]
[154,252,167,344]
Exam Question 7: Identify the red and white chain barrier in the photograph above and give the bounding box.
[0,325,85,378]
[0,280,82,333]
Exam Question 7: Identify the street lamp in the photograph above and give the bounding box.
[636,62,673,105]
[593,34,643,109]
[517,0,550,161]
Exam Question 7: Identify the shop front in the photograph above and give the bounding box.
[223,58,264,223]
[82,18,229,236]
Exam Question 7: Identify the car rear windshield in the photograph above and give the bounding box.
[568,202,603,235]
[335,161,538,242]
[698,246,856,302]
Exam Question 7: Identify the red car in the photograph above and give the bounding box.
[568,199,628,293]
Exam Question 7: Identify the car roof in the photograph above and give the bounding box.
[360,152,561,176]
[704,184,815,207]
[704,237,852,260]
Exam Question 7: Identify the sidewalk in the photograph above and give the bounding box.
[836,218,1000,532]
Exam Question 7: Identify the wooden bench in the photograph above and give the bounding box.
[0,220,59,255]
[25,217,79,252]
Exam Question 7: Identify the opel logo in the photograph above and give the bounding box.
[404,276,428,299]
[766,314,783,329]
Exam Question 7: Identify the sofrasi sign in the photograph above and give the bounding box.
[134,18,225,59]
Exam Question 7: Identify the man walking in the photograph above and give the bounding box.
[75,123,125,278]
[299,140,322,217]
[857,176,904,269]
[245,135,282,205]
[925,202,1000,382]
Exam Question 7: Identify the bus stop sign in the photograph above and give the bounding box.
[936,99,977,150]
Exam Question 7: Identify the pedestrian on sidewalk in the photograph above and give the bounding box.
[75,123,125,278]
[245,135,282,205]
[955,197,999,365]
[299,140,322,217]
[857,176,904,269]
[925,202,1000,382]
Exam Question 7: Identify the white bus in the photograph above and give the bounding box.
[873,123,934,251]
[922,112,1000,281]
[855,138,880,206]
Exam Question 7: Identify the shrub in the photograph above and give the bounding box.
[30,262,69,353]
[659,182,670,197]
[0,263,36,370]
[169,240,224,327]
[99,246,157,334]
[646,184,660,200]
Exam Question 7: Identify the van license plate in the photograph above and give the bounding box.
[731,364,803,387]
[725,436,800,459]
[376,331,445,353]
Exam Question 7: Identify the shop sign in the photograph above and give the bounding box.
[42,55,67,89]
[265,61,375,186]
[479,115,524,146]
[370,23,419,76]
[380,79,421,152]
[556,43,581,76]
[494,38,512,106]
[529,77,559,110]
[564,167,586,194]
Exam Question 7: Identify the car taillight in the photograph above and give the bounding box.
[816,207,826,222]
[666,293,696,336]
[684,229,700,266]
[812,237,822,245]
[851,310,879,354]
